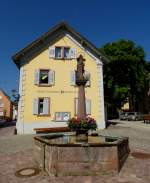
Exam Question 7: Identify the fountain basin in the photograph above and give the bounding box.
[34,134,129,176]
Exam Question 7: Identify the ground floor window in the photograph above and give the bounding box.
[33,98,50,115]
[55,112,70,121]
[38,98,44,114]
[74,98,91,115]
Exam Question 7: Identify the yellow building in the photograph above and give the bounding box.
[12,22,108,134]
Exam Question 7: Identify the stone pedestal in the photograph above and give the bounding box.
[77,85,86,119]
[75,54,87,119]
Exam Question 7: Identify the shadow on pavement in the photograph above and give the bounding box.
[0,120,16,128]
[106,120,121,128]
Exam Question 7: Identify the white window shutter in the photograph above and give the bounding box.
[74,98,78,115]
[34,70,39,85]
[69,48,77,59]
[48,70,55,85]
[86,99,91,115]
[84,71,91,87]
[33,98,39,115]
[49,47,55,58]
[70,71,76,86]
[43,98,50,115]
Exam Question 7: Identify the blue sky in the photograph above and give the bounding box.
[0,0,150,97]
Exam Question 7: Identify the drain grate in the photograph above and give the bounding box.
[131,152,150,159]
[15,167,40,178]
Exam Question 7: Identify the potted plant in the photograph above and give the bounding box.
[68,117,97,141]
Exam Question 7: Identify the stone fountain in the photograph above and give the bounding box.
[33,55,130,176]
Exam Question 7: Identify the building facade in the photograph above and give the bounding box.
[0,89,13,120]
[13,22,107,134]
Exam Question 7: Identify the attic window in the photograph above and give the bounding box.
[55,47,70,59]
[49,47,76,59]
[55,47,62,58]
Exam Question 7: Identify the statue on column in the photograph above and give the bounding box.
[75,54,87,119]
[76,54,87,86]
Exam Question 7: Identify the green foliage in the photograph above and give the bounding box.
[68,117,97,131]
[100,39,146,110]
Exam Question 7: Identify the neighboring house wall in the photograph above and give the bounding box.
[121,100,129,111]
[0,90,13,119]
[13,105,18,120]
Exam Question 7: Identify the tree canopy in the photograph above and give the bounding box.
[100,39,146,111]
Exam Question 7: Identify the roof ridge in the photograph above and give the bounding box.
[0,89,11,100]
[12,22,109,68]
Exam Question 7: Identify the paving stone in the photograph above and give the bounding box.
[0,121,150,182]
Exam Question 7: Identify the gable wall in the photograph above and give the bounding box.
[17,35,104,133]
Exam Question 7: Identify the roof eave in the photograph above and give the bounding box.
[12,22,109,67]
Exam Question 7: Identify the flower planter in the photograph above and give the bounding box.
[68,117,97,133]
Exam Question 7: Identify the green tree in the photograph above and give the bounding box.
[100,39,146,111]
[142,62,150,113]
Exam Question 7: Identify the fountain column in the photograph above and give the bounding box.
[75,55,87,119]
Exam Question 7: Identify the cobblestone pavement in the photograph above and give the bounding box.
[0,121,150,183]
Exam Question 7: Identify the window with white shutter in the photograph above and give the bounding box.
[74,98,91,115]
[43,98,50,115]
[86,99,91,115]
[33,98,39,115]
[74,98,78,115]
[70,71,76,86]
[34,70,39,85]
[33,97,50,115]
[50,46,77,60]
[34,69,55,86]
[39,70,49,84]
[84,71,91,87]
[48,70,55,85]
[64,47,70,58]
[55,47,62,58]
[69,48,77,59]
[49,47,55,58]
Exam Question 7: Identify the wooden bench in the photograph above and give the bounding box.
[144,115,150,124]
[34,127,71,134]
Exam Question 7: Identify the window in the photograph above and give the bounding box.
[84,71,91,87]
[64,47,70,58]
[38,98,44,114]
[33,98,50,115]
[34,69,55,86]
[39,70,49,84]
[74,98,91,115]
[70,71,91,87]
[49,47,76,59]
[55,47,70,59]
[55,112,70,121]
[55,47,62,58]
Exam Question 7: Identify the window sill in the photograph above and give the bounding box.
[52,120,68,122]
[36,114,51,117]
[54,57,73,60]
[37,84,53,87]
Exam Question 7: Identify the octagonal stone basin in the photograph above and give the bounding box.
[34,134,129,176]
